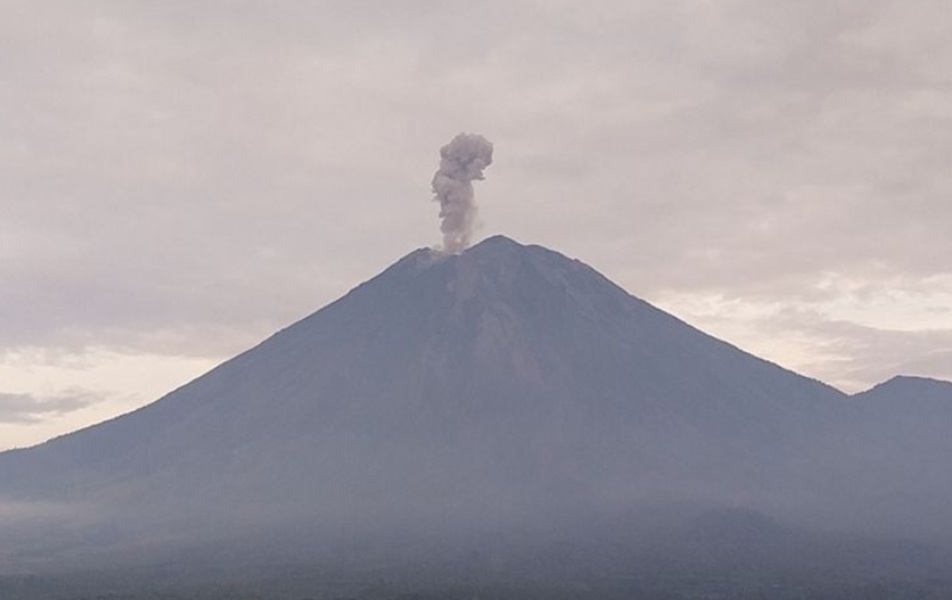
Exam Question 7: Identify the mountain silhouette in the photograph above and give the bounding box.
[0,236,949,570]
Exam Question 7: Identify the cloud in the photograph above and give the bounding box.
[0,389,100,424]
[0,0,949,396]
[712,306,952,393]
[776,316,952,393]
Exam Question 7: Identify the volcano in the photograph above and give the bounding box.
[1,236,950,578]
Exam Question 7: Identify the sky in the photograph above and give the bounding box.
[2,0,950,451]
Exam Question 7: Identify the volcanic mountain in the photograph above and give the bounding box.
[1,236,949,570]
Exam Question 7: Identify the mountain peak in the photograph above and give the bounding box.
[865,375,952,395]
[384,235,532,277]
[4,238,952,579]
[470,233,524,251]
[0,236,847,532]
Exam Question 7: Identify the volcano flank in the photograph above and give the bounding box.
[1,236,951,584]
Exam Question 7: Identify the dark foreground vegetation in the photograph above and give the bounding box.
[4,514,952,600]
[0,569,952,600]
[4,560,952,600]
[5,508,952,600]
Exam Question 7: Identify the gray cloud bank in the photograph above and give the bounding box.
[1,1,950,390]
[0,389,98,424]
[781,317,952,393]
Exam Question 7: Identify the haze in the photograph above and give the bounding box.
[2,2,950,453]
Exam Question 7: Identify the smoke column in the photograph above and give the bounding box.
[431,133,494,253]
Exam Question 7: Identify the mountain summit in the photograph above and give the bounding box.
[1,236,950,568]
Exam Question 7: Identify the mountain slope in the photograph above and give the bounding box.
[0,237,850,507]
[838,376,952,537]
[8,234,938,562]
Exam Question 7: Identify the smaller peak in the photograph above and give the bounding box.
[884,375,950,387]
[396,246,438,265]
[384,246,449,275]
[462,235,576,272]
[862,374,952,396]
[468,234,526,252]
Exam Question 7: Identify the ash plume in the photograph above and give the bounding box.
[431,133,494,253]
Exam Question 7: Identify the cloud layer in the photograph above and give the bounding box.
[2,0,950,445]
[0,389,98,424]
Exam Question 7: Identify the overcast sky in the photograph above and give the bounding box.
[2,0,951,450]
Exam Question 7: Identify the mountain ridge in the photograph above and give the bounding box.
[1,237,842,495]
[1,235,951,570]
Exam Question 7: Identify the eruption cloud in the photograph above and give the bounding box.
[431,133,494,253]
